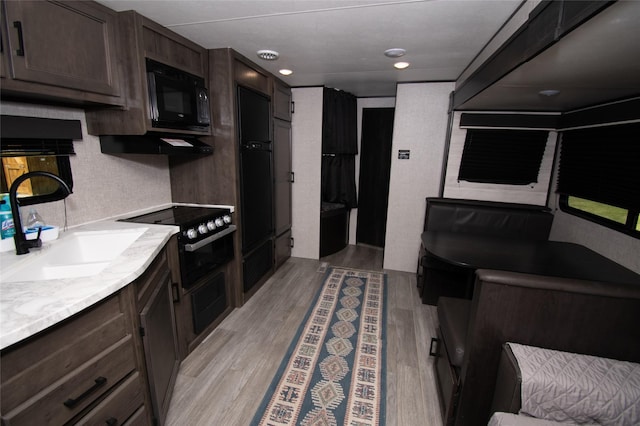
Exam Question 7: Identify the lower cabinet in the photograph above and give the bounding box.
[275,229,292,268]
[0,237,182,426]
[0,291,145,425]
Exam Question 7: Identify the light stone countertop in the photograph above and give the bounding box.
[0,220,179,350]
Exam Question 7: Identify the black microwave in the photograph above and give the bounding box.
[146,59,210,132]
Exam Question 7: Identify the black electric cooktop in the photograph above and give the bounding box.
[121,206,229,227]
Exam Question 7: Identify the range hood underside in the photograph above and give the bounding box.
[99,134,213,156]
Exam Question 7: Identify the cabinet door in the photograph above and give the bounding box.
[273,81,292,121]
[275,229,292,268]
[3,0,119,96]
[0,4,7,79]
[139,267,180,426]
[273,118,292,237]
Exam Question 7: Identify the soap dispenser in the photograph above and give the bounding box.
[25,208,45,229]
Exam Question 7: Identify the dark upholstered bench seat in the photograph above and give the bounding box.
[437,297,471,367]
[432,296,472,425]
[419,198,554,305]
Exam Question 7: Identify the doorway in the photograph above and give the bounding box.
[356,108,394,248]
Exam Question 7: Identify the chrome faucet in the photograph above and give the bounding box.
[9,171,72,255]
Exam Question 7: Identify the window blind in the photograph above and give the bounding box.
[0,138,76,157]
[0,115,80,157]
[458,129,549,185]
[557,122,640,211]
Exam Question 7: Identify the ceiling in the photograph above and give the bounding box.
[97,0,640,112]
[96,0,522,97]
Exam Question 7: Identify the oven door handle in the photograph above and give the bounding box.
[183,225,236,252]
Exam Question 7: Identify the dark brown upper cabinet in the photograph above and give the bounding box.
[273,80,293,122]
[86,10,209,136]
[1,0,122,106]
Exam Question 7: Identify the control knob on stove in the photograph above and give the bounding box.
[215,217,225,227]
[207,220,216,231]
[198,224,208,234]
[186,228,198,239]
[223,215,232,224]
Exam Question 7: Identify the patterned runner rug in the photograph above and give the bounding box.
[251,267,388,426]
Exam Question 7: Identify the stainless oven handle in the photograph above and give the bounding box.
[184,225,236,252]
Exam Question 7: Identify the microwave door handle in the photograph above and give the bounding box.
[183,225,236,252]
[147,72,159,121]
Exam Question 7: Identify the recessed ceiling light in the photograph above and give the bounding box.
[394,61,410,70]
[257,49,279,60]
[384,48,406,58]
[539,89,560,97]
[279,69,293,76]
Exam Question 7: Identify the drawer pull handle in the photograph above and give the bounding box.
[63,376,107,408]
[172,282,181,303]
[106,417,118,426]
[13,21,25,56]
[429,337,439,357]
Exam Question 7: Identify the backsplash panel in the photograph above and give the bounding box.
[1,102,172,229]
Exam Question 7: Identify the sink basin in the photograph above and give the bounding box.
[1,228,148,282]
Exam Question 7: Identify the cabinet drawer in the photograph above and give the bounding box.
[124,406,149,426]
[76,372,144,425]
[2,336,136,426]
[1,294,130,413]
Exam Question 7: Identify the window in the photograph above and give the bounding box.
[458,129,549,185]
[557,123,640,237]
[1,141,74,206]
[1,115,79,204]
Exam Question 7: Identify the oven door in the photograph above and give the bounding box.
[180,226,235,289]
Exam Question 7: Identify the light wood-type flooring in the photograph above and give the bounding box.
[166,244,443,425]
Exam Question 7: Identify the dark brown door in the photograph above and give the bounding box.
[273,118,292,237]
[356,108,394,248]
[140,268,180,425]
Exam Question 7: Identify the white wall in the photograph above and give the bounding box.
[442,111,558,205]
[290,88,323,259]
[350,97,396,245]
[1,102,172,229]
[383,82,455,272]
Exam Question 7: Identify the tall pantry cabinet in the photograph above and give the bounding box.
[273,81,293,267]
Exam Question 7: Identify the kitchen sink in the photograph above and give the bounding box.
[1,228,148,282]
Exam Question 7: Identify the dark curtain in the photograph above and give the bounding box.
[321,155,356,208]
[321,87,357,208]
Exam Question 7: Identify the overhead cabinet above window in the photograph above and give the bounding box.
[0,0,122,106]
